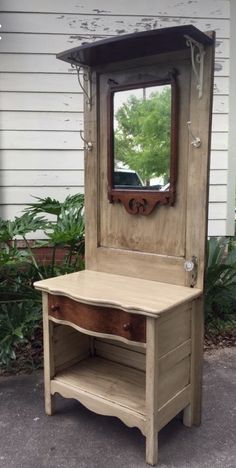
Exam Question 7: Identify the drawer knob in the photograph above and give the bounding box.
[50,304,60,313]
[123,322,132,332]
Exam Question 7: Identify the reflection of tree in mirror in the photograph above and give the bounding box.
[114,87,171,186]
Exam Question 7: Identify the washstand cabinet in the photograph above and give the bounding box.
[34,25,215,465]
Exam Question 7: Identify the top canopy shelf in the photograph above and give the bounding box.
[56,24,213,68]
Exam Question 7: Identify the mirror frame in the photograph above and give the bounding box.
[107,70,178,215]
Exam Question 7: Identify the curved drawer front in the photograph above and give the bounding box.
[48,295,146,343]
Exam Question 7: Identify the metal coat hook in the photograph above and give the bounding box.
[79,130,93,151]
[72,64,92,110]
[187,121,201,148]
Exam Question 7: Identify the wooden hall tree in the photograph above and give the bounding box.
[35,25,215,465]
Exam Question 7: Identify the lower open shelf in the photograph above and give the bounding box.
[51,356,146,432]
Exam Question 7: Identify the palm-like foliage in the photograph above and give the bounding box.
[205,237,236,324]
[0,194,85,368]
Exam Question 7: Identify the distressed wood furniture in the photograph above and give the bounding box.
[34,25,214,465]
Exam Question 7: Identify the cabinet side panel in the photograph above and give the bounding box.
[53,324,90,373]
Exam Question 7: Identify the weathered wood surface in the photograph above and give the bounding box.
[0,186,83,204]
[146,318,159,464]
[1,14,230,36]
[0,131,83,150]
[0,150,84,169]
[0,92,83,111]
[42,293,55,415]
[53,325,90,373]
[0,34,229,56]
[0,170,84,187]
[98,57,189,258]
[34,269,202,316]
[185,37,215,289]
[0,55,229,75]
[54,356,146,414]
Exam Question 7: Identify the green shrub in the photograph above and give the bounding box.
[0,194,85,370]
[204,237,236,333]
[0,301,42,366]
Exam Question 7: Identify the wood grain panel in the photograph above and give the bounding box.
[54,356,146,414]
[48,295,146,343]
[34,270,201,316]
[158,304,191,356]
[53,324,90,372]
[158,356,190,407]
[185,37,215,289]
[98,57,190,258]
[95,339,146,371]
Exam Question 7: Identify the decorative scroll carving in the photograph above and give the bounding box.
[111,192,172,216]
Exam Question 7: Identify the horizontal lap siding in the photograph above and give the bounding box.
[0,0,231,237]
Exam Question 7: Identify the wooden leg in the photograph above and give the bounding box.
[183,297,204,427]
[146,427,158,466]
[146,317,159,465]
[42,293,55,416]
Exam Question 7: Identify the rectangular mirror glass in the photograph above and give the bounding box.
[113,84,171,191]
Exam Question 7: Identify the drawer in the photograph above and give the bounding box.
[48,295,146,343]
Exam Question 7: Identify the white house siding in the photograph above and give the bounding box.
[0,0,233,236]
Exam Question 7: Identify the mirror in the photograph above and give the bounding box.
[113,85,171,191]
[107,75,178,215]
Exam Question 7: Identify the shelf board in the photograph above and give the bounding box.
[52,356,146,415]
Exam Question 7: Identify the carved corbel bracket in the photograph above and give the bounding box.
[185,35,205,99]
[72,64,92,110]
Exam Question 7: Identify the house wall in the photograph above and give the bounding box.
[0,0,233,236]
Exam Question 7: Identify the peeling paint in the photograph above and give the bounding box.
[214,62,223,71]
[93,9,111,14]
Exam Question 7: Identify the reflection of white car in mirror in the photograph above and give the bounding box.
[114,168,167,191]
[159,182,170,191]
[114,170,143,187]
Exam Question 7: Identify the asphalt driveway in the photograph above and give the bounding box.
[0,347,235,468]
